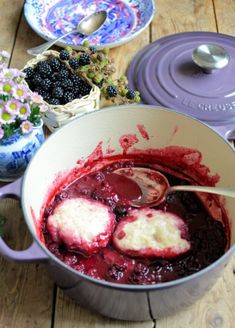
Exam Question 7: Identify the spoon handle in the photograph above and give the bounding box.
[169,185,235,198]
[27,28,80,56]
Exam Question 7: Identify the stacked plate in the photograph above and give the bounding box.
[127,32,235,139]
[24,0,155,49]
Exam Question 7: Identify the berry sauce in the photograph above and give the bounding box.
[41,156,228,285]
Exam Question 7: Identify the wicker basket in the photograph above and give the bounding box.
[23,50,100,132]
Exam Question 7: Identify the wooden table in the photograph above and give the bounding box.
[0,0,234,327]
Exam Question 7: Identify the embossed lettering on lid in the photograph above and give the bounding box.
[127,32,235,124]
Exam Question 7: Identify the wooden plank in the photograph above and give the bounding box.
[10,13,44,69]
[155,254,235,328]
[151,0,217,40]
[54,290,153,328]
[0,0,24,61]
[0,199,54,328]
[0,1,54,327]
[213,0,235,36]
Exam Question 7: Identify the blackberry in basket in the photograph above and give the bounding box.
[79,53,91,66]
[48,57,61,71]
[70,74,83,87]
[58,69,69,79]
[59,49,70,61]
[69,58,80,70]
[63,91,76,103]
[52,86,64,99]
[37,62,52,77]
[61,78,74,90]
[23,66,34,79]
[41,78,52,91]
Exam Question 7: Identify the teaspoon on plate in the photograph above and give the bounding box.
[27,10,107,56]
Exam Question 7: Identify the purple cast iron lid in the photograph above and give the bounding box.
[127,32,235,128]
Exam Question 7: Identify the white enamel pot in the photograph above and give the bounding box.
[0,105,234,321]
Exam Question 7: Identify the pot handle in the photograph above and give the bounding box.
[213,124,235,141]
[0,178,48,263]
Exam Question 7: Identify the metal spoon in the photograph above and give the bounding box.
[27,10,107,56]
[114,167,235,207]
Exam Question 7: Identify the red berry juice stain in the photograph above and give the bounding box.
[137,124,150,140]
[119,134,139,153]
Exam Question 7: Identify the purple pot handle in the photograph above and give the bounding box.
[0,178,48,263]
[212,123,235,140]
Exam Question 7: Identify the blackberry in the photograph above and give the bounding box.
[63,91,76,103]
[23,66,34,79]
[36,88,50,101]
[59,49,70,61]
[126,89,135,100]
[58,69,69,79]
[50,72,60,82]
[52,86,64,99]
[106,85,118,97]
[41,78,52,91]
[69,58,80,70]
[77,81,91,97]
[32,73,43,87]
[89,46,97,54]
[61,78,73,90]
[53,80,62,88]
[37,62,52,77]
[97,79,104,88]
[43,92,51,103]
[114,205,128,218]
[79,53,91,66]
[49,98,60,105]
[25,77,33,89]
[48,57,61,71]
[70,74,82,87]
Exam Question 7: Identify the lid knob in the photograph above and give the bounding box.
[192,44,229,74]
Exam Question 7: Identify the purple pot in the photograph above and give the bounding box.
[0,105,234,321]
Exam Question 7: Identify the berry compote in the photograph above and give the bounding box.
[41,155,228,285]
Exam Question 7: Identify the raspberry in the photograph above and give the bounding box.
[69,58,80,70]
[106,85,118,97]
[79,53,91,66]
[52,87,64,99]
[59,49,70,61]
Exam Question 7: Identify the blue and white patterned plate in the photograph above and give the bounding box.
[24,0,155,49]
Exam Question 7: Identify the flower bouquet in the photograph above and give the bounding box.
[0,50,47,181]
